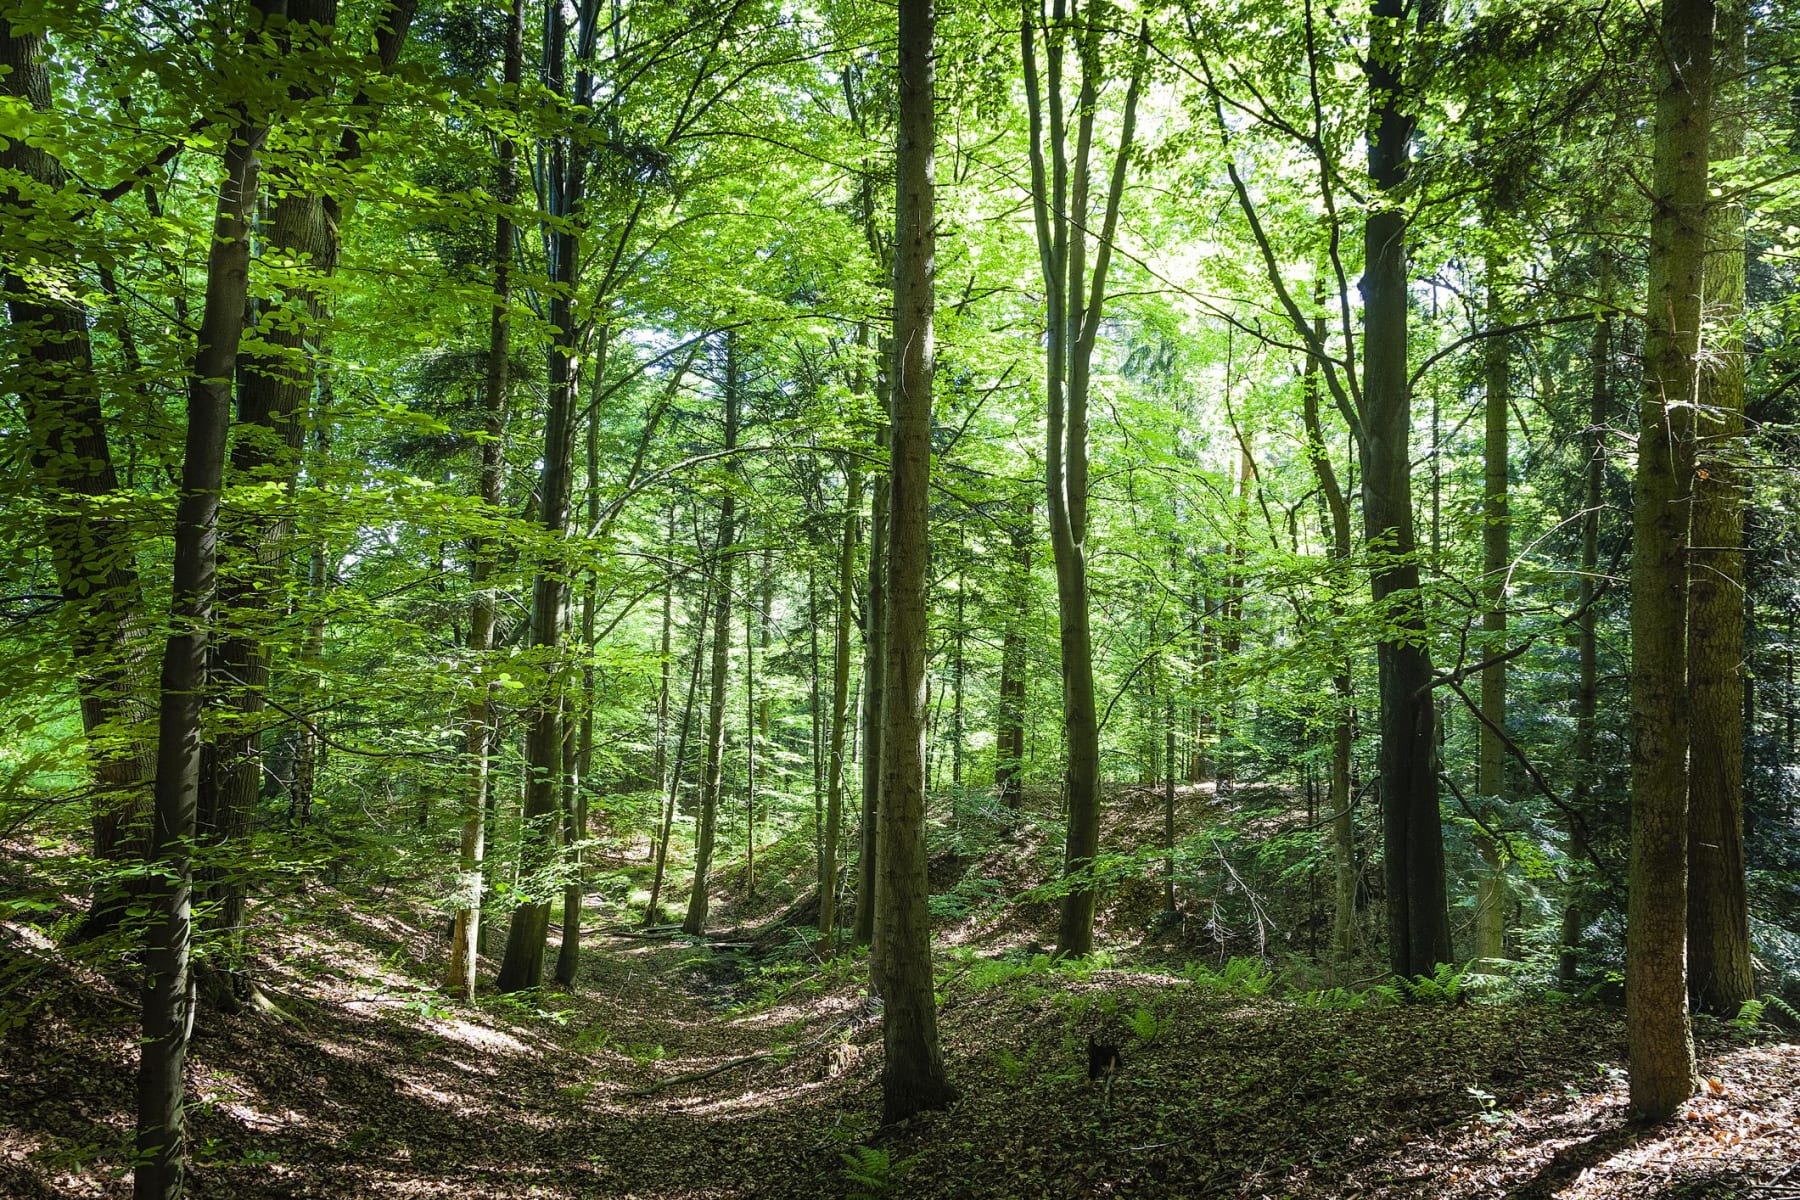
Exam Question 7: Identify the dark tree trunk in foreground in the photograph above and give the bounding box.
[136,3,280,1189]
[878,0,956,1123]
[1687,0,1753,1019]
[1363,0,1450,980]
[2,16,157,940]
[1628,0,1709,1123]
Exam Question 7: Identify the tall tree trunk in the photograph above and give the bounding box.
[1474,253,1510,962]
[135,4,279,1188]
[2,18,158,940]
[820,460,862,945]
[744,560,758,901]
[880,0,956,1123]
[1298,321,1357,970]
[1562,258,1610,985]
[496,0,593,992]
[853,419,889,949]
[995,501,1031,808]
[1363,0,1450,980]
[1627,0,1710,1123]
[554,338,604,988]
[1687,0,1753,1018]
[1021,0,1147,958]
[448,0,522,999]
[683,334,741,936]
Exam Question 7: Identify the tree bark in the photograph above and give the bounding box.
[1475,253,1510,962]
[1686,0,1753,1018]
[879,0,957,1123]
[1363,0,1450,980]
[1627,0,1709,1123]
[648,566,712,924]
[136,3,280,1189]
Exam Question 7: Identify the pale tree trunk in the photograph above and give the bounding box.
[683,334,741,936]
[1,18,157,940]
[1363,0,1450,979]
[1021,0,1148,957]
[448,0,521,999]
[1627,0,1709,1123]
[1687,0,1753,1018]
[136,4,279,1189]
[1475,253,1510,962]
[820,459,862,945]
[879,0,956,1123]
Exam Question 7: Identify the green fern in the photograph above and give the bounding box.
[1128,1004,1163,1043]
[840,1145,915,1199]
[1400,962,1469,1004]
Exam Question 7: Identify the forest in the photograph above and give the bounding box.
[3,0,1800,1195]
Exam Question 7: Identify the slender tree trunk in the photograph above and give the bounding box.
[554,344,604,988]
[1627,0,1710,1122]
[1363,0,1450,980]
[1687,0,1753,1018]
[496,0,592,991]
[1562,260,1610,985]
[880,0,956,1122]
[853,419,889,949]
[135,7,278,1188]
[448,0,521,999]
[1,18,157,939]
[1474,253,1510,962]
[683,334,741,936]
[1021,0,1147,958]
[744,567,758,901]
[820,460,862,945]
[647,570,712,924]
[1298,322,1357,970]
[996,502,1031,808]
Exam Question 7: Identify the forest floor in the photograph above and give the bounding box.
[4,787,1800,1199]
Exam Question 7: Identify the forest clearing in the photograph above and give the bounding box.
[4,0,1800,1195]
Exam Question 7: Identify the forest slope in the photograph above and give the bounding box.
[3,828,1797,1200]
